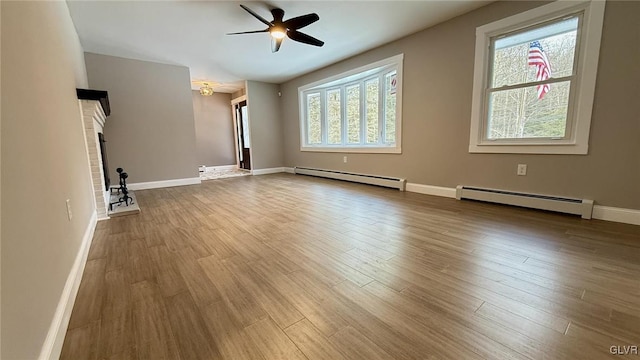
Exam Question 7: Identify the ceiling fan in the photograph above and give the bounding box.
[227,4,324,53]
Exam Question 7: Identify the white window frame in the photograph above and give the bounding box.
[298,54,403,153]
[468,0,606,154]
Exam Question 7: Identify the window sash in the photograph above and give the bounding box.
[482,78,577,142]
[305,93,322,145]
[487,75,574,93]
[487,13,582,88]
[481,13,583,143]
[326,88,342,145]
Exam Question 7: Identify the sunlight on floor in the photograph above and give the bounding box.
[200,167,250,181]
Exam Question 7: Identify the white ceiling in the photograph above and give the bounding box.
[67,1,490,93]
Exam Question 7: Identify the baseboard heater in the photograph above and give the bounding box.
[456,185,593,219]
[294,167,406,191]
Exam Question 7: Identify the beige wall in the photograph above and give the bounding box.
[192,91,236,167]
[84,53,199,183]
[1,2,94,359]
[0,1,3,355]
[246,81,285,169]
[281,1,640,210]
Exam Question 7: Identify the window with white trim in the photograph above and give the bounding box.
[469,1,605,154]
[299,54,403,153]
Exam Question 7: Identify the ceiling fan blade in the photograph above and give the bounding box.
[271,37,283,53]
[239,4,273,27]
[283,13,319,30]
[288,30,324,47]
[226,29,268,35]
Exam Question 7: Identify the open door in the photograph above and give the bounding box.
[234,100,251,170]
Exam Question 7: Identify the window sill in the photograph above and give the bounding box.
[300,146,402,154]
[469,142,588,155]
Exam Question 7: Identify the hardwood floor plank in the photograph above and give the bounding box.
[126,238,155,284]
[223,256,305,328]
[175,246,222,308]
[195,227,239,260]
[328,326,394,360]
[201,300,266,360]
[67,259,106,329]
[60,321,100,360]
[62,174,640,359]
[285,319,347,360]
[565,321,630,358]
[165,291,221,359]
[332,280,485,359]
[87,228,109,260]
[251,260,350,337]
[148,244,189,298]
[98,269,134,358]
[131,281,182,360]
[105,347,138,360]
[105,234,129,272]
[243,317,307,360]
[101,269,130,321]
[198,255,267,326]
[98,311,134,359]
[162,227,193,253]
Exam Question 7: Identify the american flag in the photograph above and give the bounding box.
[528,41,552,99]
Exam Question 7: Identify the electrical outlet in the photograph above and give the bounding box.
[517,164,527,176]
[343,156,348,163]
[66,199,73,220]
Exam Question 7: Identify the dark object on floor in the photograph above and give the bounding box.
[110,168,133,210]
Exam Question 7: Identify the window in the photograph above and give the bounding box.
[299,54,403,153]
[469,1,605,154]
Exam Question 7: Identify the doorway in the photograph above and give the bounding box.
[234,99,251,170]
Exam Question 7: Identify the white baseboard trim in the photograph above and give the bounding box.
[128,177,201,190]
[405,183,640,226]
[252,167,286,176]
[283,167,295,174]
[203,165,237,172]
[406,183,457,198]
[40,210,98,360]
[592,205,640,226]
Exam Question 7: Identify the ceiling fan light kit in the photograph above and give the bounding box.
[227,4,324,53]
[270,27,286,39]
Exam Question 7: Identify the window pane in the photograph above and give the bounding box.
[346,85,361,144]
[491,17,578,88]
[241,106,250,147]
[327,89,341,144]
[307,93,321,144]
[365,79,379,144]
[487,81,571,139]
[384,72,397,144]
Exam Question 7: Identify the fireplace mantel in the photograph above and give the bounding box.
[76,88,110,116]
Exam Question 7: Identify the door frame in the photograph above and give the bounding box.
[230,95,253,171]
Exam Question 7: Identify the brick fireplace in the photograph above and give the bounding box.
[77,89,111,219]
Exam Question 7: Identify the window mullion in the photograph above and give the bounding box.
[303,92,309,146]
[378,74,384,145]
[320,90,327,145]
[304,92,317,146]
[341,85,347,146]
[360,81,365,145]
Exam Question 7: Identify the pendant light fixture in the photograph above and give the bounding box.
[199,82,214,96]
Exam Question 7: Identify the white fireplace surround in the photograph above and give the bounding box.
[79,99,110,219]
